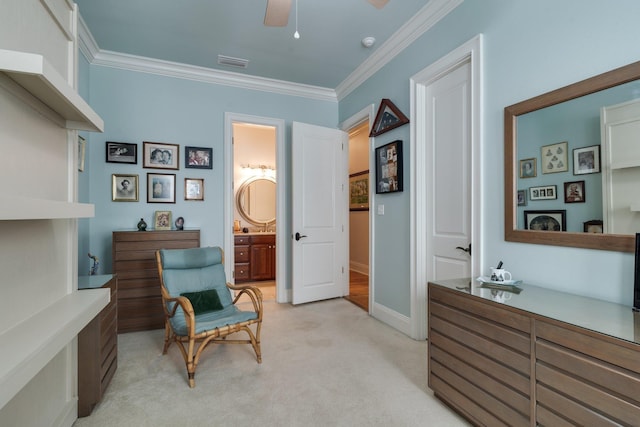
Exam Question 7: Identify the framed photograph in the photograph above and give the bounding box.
[143,141,179,169]
[529,185,557,201]
[154,210,172,230]
[112,174,139,202]
[106,141,137,164]
[369,99,410,137]
[349,170,369,211]
[375,140,403,194]
[519,158,536,178]
[185,146,212,169]
[78,136,86,172]
[147,173,176,203]
[524,210,566,231]
[573,145,601,175]
[564,180,585,203]
[185,178,204,201]
[584,219,603,233]
[517,189,527,206]
[541,141,568,174]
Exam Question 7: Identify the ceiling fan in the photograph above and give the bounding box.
[264,0,389,27]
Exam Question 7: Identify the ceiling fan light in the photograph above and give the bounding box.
[362,37,376,48]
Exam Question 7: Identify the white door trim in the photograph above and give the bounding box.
[224,112,286,301]
[340,104,376,313]
[409,34,484,340]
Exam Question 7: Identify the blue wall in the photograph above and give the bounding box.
[80,0,640,318]
[80,65,337,282]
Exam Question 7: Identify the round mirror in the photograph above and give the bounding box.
[236,176,276,227]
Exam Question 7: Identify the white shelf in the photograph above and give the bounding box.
[0,49,104,132]
[611,160,640,170]
[0,196,94,220]
[0,288,110,409]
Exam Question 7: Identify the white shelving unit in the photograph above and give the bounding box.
[0,196,94,220]
[0,289,110,410]
[0,49,104,132]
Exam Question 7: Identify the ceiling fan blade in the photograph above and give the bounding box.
[368,0,390,9]
[264,0,292,27]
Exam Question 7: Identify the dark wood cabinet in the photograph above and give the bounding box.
[234,234,275,282]
[112,230,200,333]
[428,281,640,426]
[78,275,118,417]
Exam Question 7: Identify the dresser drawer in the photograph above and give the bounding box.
[235,245,250,262]
[235,263,250,281]
[234,235,250,245]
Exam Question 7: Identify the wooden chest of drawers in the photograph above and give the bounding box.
[112,230,200,333]
[78,275,118,417]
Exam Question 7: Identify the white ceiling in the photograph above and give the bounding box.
[74,0,439,90]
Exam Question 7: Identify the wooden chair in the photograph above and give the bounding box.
[155,246,263,387]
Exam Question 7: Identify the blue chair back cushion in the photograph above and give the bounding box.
[159,246,257,335]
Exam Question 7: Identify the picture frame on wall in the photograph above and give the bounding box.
[584,219,603,233]
[519,158,536,178]
[375,140,403,194]
[185,178,204,201]
[517,189,526,206]
[564,180,585,203]
[154,210,172,230]
[185,146,213,169]
[349,170,369,211]
[143,141,179,169]
[541,141,568,174]
[106,141,137,164]
[147,173,176,203]
[112,174,139,202]
[369,99,410,137]
[573,145,601,175]
[529,185,557,201]
[524,209,566,231]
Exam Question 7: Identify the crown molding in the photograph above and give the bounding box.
[335,0,463,101]
[77,14,99,62]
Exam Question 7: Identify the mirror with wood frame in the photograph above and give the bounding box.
[236,176,276,227]
[505,60,640,252]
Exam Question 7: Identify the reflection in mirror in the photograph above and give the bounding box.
[505,60,640,252]
[236,176,276,227]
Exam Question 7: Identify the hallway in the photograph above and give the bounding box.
[345,270,368,311]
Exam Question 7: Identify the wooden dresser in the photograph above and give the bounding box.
[234,234,276,282]
[112,230,200,333]
[78,275,118,417]
[428,279,640,426]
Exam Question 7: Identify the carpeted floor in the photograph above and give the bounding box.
[74,298,469,427]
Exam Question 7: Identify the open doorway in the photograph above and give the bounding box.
[345,121,370,311]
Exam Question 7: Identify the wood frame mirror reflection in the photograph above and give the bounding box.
[505,60,640,253]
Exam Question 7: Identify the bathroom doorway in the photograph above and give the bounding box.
[225,113,285,302]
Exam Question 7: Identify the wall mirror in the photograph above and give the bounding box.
[236,176,276,227]
[505,60,640,252]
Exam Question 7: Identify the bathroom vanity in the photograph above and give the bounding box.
[428,279,640,426]
[234,233,276,282]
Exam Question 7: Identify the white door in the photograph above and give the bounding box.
[426,61,472,279]
[292,121,348,304]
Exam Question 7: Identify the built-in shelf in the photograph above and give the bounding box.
[0,196,94,220]
[630,203,640,212]
[0,49,104,132]
[611,161,640,170]
[0,288,110,409]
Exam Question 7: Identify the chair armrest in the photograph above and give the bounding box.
[228,283,263,316]
[164,295,197,336]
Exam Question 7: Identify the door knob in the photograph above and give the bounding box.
[455,243,471,255]
[295,232,307,241]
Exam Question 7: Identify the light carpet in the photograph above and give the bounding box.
[74,298,469,427]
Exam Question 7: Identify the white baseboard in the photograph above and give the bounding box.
[349,262,369,275]
[371,302,412,337]
[54,400,77,427]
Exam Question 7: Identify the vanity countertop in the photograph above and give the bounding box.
[429,278,640,346]
[234,232,276,236]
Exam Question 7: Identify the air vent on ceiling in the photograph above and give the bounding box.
[217,55,249,69]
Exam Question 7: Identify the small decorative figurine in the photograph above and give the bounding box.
[88,253,99,276]
[137,218,147,231]
[175,216,184,230]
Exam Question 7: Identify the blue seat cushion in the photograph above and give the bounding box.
[170,305,258,336]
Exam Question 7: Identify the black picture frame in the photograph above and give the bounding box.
[143,141,179,170]
[349,170,369,211]
[106,141,137,164]
[524,210,566,231]
[564,180,585,203]
[375,140,403,194]
[185,146,213,169]
[369,99,409,137]
[573,145,601,175]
